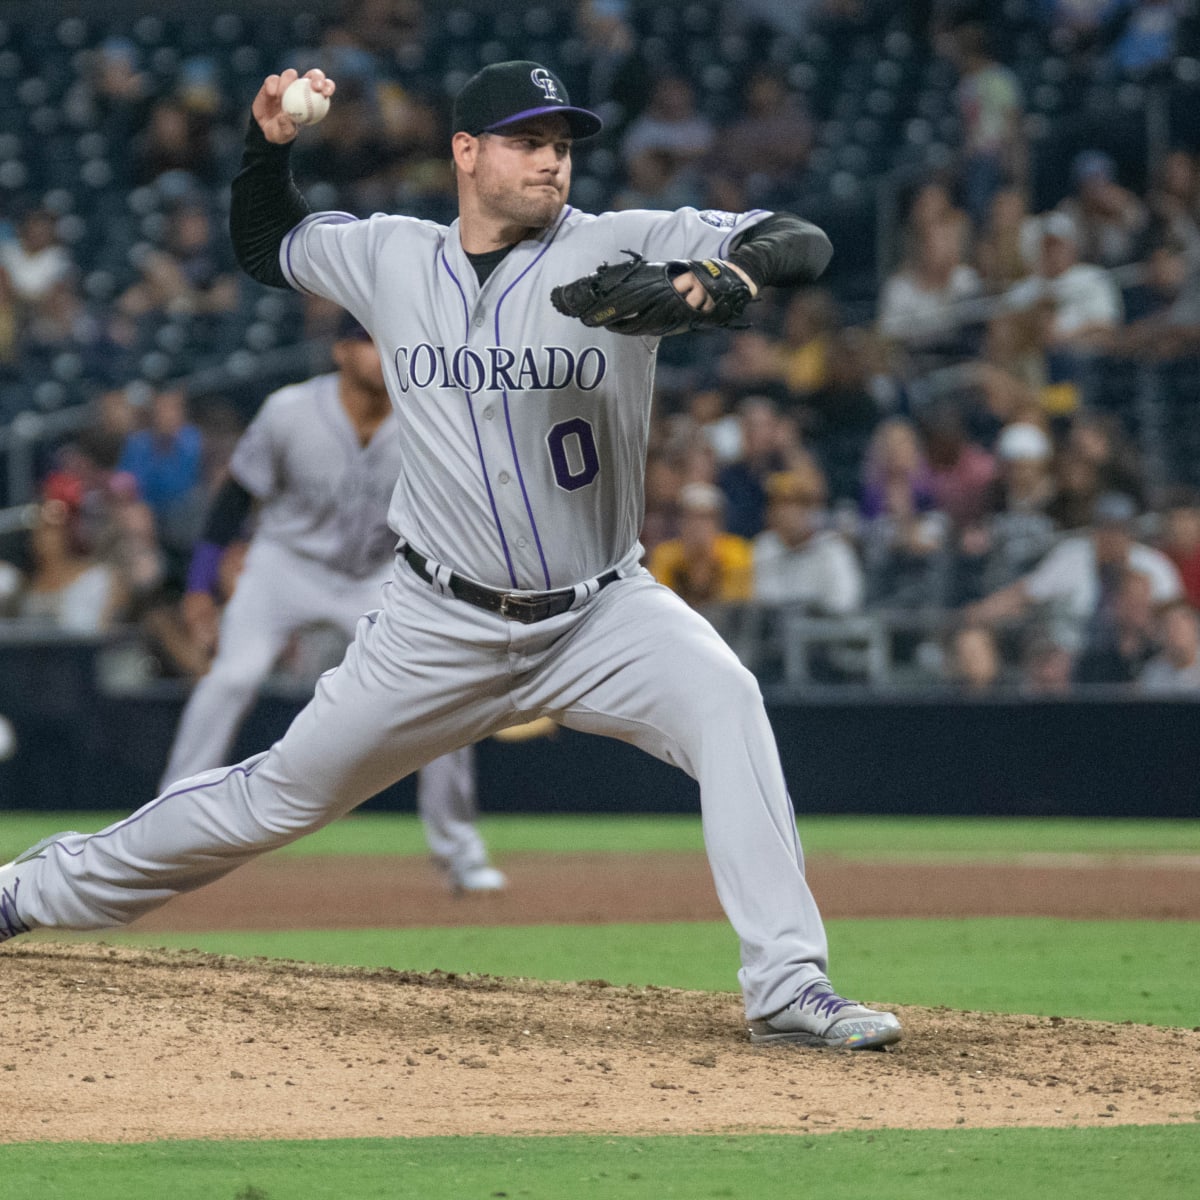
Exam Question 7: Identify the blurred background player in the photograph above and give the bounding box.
[160,315,505,892]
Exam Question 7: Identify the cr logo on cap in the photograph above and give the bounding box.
[530,67,560,101]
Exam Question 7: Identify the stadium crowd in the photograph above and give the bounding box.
[2,0,1200,698]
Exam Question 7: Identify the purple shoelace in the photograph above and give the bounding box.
[794,980,856,1019]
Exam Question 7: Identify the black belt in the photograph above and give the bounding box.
[401,544,618,624]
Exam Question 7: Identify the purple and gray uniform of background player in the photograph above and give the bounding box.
[160,369,503,891]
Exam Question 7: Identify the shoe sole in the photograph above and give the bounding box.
[748,1022,903,1050]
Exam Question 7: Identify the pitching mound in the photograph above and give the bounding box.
[5,944,1198,1143]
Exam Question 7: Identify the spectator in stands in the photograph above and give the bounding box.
[946,23,1026,229]
[612,149,700,212]
[1108,0,1180,79]
[753,465,864,614]
[1160,495,1200,608]
[965,491,1182,651]
[1057,150,1149,270]
[945,622,1004,692]
[1140,600,1200,692]
[858,417,948,606]
[641,448,684,563]
[920,399,997,530]
[717,396,812,539]
[1020,631,1075,695]
[1003,211,1123,358]
[1073,567,1157,684]
[62,35,151,150]
[619,75,714,169]
[132,99,219,189]
[1112,235,1200,360]
[877,219,982,356]
[899,177,972,268]
[0,210,74,316]
[1047,444,1103,530]
[118,387,204,558]
[648,481,753,609]
[573,0,649,135]
[117,200,240,319]
[20,278,134,387]
[716,69,812,206]
[718,289,839,404]
[1145,149,1200,260]
[959,421,1060,601]
[15,497,123,635]
[1063,411,1146,506]
[860,417,939,522]
[92,385,140,443]
[975,186,1041,292]
[685,387,742,467]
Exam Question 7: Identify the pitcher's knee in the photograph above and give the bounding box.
[674,653,765,726]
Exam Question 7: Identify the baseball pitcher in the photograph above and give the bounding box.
[1,61,900,1049]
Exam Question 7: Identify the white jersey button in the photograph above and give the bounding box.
[517,537,528,548]
[498,471,510,484]
[483,406,495,420]
[473,316,484,328]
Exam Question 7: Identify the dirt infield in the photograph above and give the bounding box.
[120,851,1200,931]
[5,852,1200,1143]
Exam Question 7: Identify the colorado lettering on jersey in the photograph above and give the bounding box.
[394,344,607,395]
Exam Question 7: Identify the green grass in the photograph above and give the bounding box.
[0,1127,1197,1200]
[79,916,1198,1027]
[5,812,1200,860]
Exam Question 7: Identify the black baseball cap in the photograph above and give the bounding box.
[452,60,603,141]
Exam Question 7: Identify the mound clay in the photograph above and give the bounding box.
[4,851,1199,1143]
[5,943,1199,1143]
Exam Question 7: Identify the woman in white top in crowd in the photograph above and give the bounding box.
[16,498,123,634]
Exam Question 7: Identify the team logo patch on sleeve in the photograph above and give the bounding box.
[698,210,741,229]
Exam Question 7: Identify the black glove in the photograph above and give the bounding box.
[550,251,754,337]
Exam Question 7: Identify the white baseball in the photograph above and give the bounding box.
[282,77,331,126]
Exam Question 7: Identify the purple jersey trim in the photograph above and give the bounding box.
[718,209,770,259]
[280,212,358,294]
[439,248,519,588]
[52,759,265,856]
[491,210,573,590]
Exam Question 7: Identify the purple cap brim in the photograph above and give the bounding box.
[483,104,603,139]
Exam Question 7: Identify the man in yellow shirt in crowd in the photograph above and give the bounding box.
[648,482,753,608]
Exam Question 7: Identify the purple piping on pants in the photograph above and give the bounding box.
[491,208,573,590]
[52,760,264,857]
[281,212,358,293]
[439,249,518,587]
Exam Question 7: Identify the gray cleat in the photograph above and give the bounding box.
[747,979,903,1049]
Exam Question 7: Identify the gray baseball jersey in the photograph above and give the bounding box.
[230,372,402,579]
[280,206,770,590]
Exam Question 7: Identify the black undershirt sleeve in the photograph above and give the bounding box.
[726,212,834,291]
[202,478,256,546]
[229,118,311,289]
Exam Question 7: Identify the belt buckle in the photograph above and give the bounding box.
[498,593,541,624]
